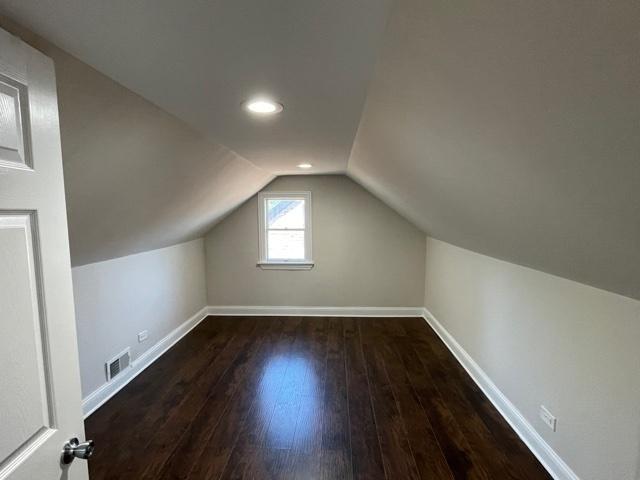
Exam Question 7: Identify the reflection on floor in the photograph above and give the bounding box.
[85,316,552,479]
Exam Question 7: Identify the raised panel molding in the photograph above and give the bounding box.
[0,213,53,472]
[0,74,32,170]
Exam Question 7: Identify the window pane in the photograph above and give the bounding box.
[267,199,305,229]
[267,230,305,260]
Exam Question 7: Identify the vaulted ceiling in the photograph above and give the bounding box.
[1,0,639,299]
[0,0,391,174]
[349,0,640,299]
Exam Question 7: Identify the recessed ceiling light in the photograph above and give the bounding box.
[243,98,283,115]
[297,163,312,169]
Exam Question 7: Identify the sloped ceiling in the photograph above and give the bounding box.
[0,0,391,174]
[0,16,274,266]
[0,0,390,266]
[1,1,639,300]
[349,0,640,299]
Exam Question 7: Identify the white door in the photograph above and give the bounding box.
[0,28,90,480]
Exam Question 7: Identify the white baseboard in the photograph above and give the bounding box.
[422,308,580,480]
[80,303,578,480]
[82,306,209,418]
[206,305,424,317]
[82,305,421,418]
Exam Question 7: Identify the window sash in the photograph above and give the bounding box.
[266,230,305,261]
[258,191,312,264]
[266,228,305,232]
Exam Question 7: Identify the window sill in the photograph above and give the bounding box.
[257,261,315,270]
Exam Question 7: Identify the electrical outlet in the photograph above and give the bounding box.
[539,405,557,431]
[138,330,149,343]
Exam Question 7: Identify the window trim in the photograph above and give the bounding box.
[257,191,313,270]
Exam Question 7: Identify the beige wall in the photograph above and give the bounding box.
[72,239,207,398]
[205,175,425,307]
[424,237,640,480]
[0,16,272,267]
[349,0,640,301]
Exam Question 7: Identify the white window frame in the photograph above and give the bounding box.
[257,191,314,270]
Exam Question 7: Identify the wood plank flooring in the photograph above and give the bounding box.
[85,316,552,479]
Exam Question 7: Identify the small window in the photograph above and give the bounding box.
[258,191,313,269]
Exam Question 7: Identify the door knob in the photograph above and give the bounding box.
[61,437,95,465]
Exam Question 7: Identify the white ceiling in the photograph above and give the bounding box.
[1,0,639,300]
[0,15,275,266]
[349,0,640,299]
[0,0,391,174]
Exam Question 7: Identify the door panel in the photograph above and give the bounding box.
[0,74,31,168]
[0,214,53,464]
[0,27,89,480]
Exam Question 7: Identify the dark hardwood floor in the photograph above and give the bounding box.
[85,316,551,479]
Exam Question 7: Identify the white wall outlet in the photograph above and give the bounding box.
[138,330,149,343]
[539,405,557,431]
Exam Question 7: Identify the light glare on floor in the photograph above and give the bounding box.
[297,163,312,169]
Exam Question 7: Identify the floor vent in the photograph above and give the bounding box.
[106,348,131,382]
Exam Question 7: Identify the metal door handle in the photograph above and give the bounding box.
[61,437,95,465]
